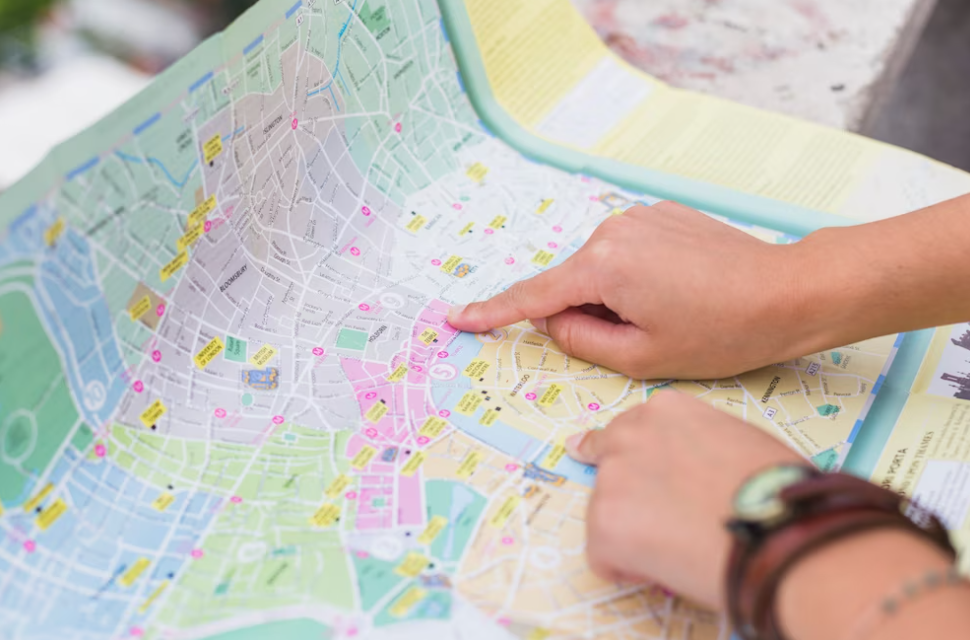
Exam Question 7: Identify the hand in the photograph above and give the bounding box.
[565,390,802,608]
[448,201,818,380]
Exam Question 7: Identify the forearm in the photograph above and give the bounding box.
[777,529,970,640]
[789,193,970,352]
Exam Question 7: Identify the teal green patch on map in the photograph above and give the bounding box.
[224,336,248,362]
[374,586,452,627]
[71,423,95,453]
[811,448,840,471]
[425,480,487,564]
[0,289,80,506]
[361,1,391,34]
[336,328,369,351]
[199,618,330,640]
[353,554,407,611]
[817,404,841,417]
[831,352,843,365]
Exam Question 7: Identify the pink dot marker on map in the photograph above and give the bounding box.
[484,228,494,235]
[272,415,285,425]
[130,628,144,638]
[438,410,451,418]
[132,380,144,393]
[501,536,514,546]
[364,427,379,438]
[156,304,166,317]
[361,206,371,216]
[95,444,107,458]
[525,392,537,401]
[191,549,204,559]
[356,550,369,559]
[394,122,402,133]
[23,540,36,553]
[430,259,442,266]
[151,350,162,363]
[292,118,299,130]
[588,403,601,411]
[411,365,423,373]
[204,220,213,233]
[505,463,519,473]
[552,225,563,233]
[452,203,463,210]
[437,351,448,358]
[230,496,243,504]
[350,247,361,257]
[345,491,357,500]
[547,242,559,249]
[504,257,515,265]
[364,391,377,400]
[497,617,511,627]
[359,303,371,312]
[312,347,325,356]
[214,408,227,419]
[416,436,430,446]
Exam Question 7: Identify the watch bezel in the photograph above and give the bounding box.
[732,464,815,526]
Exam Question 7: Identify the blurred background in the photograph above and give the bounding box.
[0,0,968,190]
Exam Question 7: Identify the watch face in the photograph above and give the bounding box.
[734,465,813,523]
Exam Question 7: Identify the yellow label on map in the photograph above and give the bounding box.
[405,215,428,233]
[459,222,475,236]
[325,474,352,499]
[611,207,624,216]
[160,251,188,282]
[463,359,490,379]
[440,256,462,274]
[36,498,67,531]
[387,364,409,382]
[543,443,567,470]
[526,629,551,640]
[418,416,448,438]
[0,499,4,518]
[249,344,277,367]
[365,402,389,423]
[310,503,341,527]
[390,587,427,617]
[24,483,54,512]
[456,450,483,479]
[129,295,152,322]
[536,199,554,214]
[479,409,500,427]
[456,391,483,416]
[119,557,151,588]
[151,492,176,512]
[417,515,448,544]
[466,162,489,183]
[203,134,223,164]
[177,223,205,252]
[194,336,225,370]
[44,218,65,247]
[140,399,167,428]
[532,250,555,267]
[139,580,169,614]
[418,329,439,345]
[538,383,563,407]
[488,215,507,229]
[489,495,521,528]
[394,552,430,578]
[351,445,378,470]
[189,195,217,228]
[400,452,427,477]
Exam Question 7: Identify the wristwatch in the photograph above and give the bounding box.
[725,464,956,640]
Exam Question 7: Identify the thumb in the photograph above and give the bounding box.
[565,429,608,465]
[448,260,593,333]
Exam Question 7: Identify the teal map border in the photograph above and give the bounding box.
[436,0,927,479]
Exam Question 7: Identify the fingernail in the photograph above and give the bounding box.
[448,304,467,323]
[565,432,586,458]
[530,318,547,333]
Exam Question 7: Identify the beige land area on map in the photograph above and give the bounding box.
[464,0,970,220]
[870,326,970,573]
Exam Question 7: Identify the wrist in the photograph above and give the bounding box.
[777,529,955,640]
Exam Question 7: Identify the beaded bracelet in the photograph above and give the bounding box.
[845,566,969,640]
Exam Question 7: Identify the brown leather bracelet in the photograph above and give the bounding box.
[727,472,956,640]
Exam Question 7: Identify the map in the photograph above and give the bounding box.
[0,0,898,638]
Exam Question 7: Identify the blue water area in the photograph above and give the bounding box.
[0,448,220,637]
